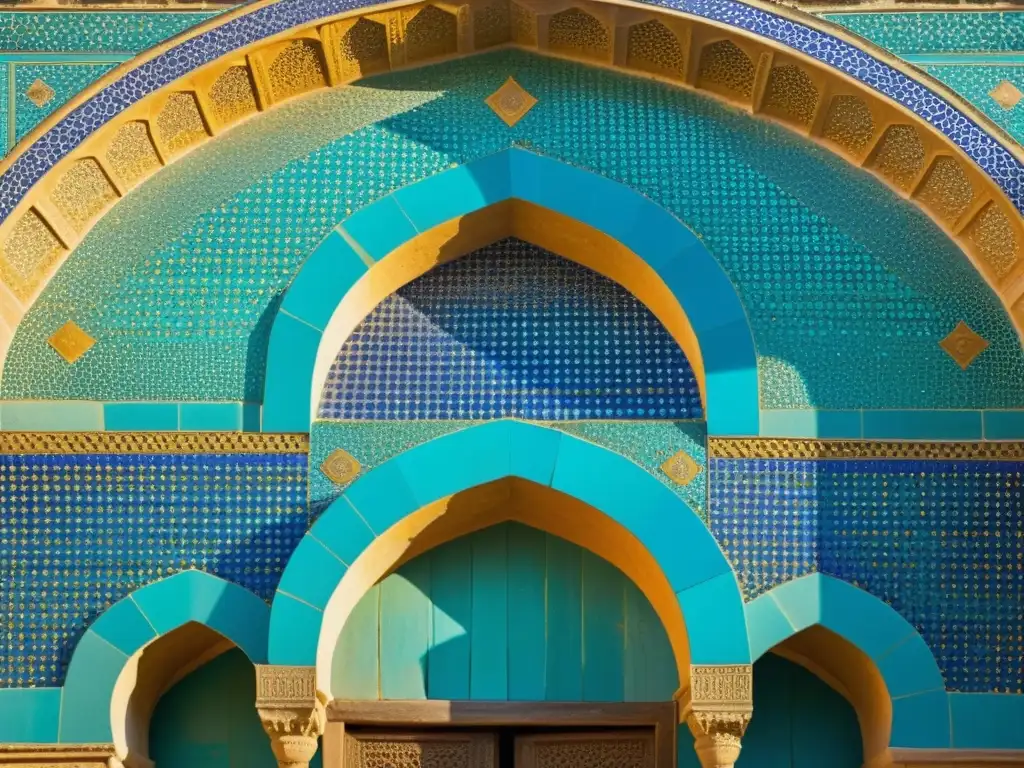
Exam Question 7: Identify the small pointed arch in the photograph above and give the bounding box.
[697,39,756,100]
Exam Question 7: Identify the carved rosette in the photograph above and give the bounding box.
[255,665,325,768]
[681,665,754,768]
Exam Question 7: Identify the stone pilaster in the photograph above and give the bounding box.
[680,665,754,768]
[255,665,325,768]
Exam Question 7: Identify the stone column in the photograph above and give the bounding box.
[255,665,325,768]
[680,665,754,768]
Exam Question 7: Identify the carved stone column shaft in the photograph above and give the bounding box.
[681,665,754,768]
[255,665,325,768]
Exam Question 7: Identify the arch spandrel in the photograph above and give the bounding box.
[0,0,1023,375]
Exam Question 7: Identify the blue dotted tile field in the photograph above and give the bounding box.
[319,239,702,421]
[0,451,307,687]
[710,457,1024,693]
[823,12,1024,55]
[0,0,1021,226]
[6,52,1022,412]
[0,11,225,54]
[12,63,120,148]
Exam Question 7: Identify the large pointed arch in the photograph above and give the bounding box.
[264,148,756,436]
[267,420,750,694]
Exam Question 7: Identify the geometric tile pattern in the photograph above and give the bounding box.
[710,457,1024,693]
[0,451,308,686]
[318,239,703,421]
[1,0,1022,228]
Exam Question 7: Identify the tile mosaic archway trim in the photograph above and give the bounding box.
[266,421,751,695]
[263,148,759,437]
[1,0,1023,374]
[59,570,271,745]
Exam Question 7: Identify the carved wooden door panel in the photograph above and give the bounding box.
[514,731,656,768]
[343,732,498,768]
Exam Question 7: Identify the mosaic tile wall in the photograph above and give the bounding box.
[0,10,224,155]
[710,457,1024,694]
[319,239,702,422]
[6,51,1022,411]
[309,419,708,517]
[920,64,1024,145]
[0,451,307,687]
[822,12,1024,54]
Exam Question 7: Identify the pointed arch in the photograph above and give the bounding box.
[267,420,750,694]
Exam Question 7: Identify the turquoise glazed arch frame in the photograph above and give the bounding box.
[263,148,758,437]
[268,420,750,691]
[58,570,270,744]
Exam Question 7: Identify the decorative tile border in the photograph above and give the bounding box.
[0,0,1021,227]
[708,436,1024,460]
[0,430,308,453]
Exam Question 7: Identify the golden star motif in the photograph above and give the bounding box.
[939,321,989,370]
[26,79,55,108]
[989,80,1022,110]
[485,77,537,127]
[660,450,701,486]
[48,321,96,364]
[321,448,361,485]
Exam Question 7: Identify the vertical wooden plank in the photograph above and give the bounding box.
[428,536,473,700]
[506,522,548,701]
[545,534,583,701]
[624,582,678,702]
[331,584,381,700]
[470,524,509,699]
[380,558,432,699]
[581,550,626,702]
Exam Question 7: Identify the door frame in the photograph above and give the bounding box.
[323,700,677,768]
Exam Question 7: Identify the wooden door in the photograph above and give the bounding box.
[342,731,498,768]
[515,731,656,768]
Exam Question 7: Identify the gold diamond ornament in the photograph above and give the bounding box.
[26,79,56,108]
[989,80,1023,110]
[939,321,989,370]
[48,321,96,364]
[660,450,701,486]
[321,448,361,485]
[485,77,537,127]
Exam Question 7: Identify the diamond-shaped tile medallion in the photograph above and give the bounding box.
[660,450,701,486]
[989,80,1022,110]
[940,321,989,370]
[485,77,537,127]
[48,321,95,364]
[321,448,361,485]
[26,78,55,108]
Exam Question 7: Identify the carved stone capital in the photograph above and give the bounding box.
[680,665,754,768]
[255,665,325,768]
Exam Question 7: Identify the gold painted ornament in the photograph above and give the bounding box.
[321,448,362,485]
[661,449,701,486]
[939,321,989,370]
[47,321,96,364]
[485,77,537,127]
[26,79,55,107]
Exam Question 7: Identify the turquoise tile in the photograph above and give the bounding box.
[280,230,368,331]
[267,593,323,666]
[819,576,917,660]
[759,409,862,438]
[342,459,421,535]
[677,572,750,664]
[339,195,418,262]
[90,596,157,656]
[507,420,562,486]
[104,402,178,431]
[393,152,511,231]
[950,693,1024,749]
[876,635,945,699]
[862,410,982,440]
[768,574,823,630]
[0,688,60,742]
[551,434,729,591]
[309,500,377,565]
[179,403,242,431]
[745,594,795,660]
[60,630,127,742]
[276,535,347,610]
[262,313,323,432]
[983,410,1024,440]
[655,238,748,336]
[395,422,512,508]
[0,400,103,431]
[242,403,262,431]
[132,571,270,662]
[891,689,951,748]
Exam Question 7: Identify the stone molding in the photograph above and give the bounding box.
[680,665,754,768]
[0,744,116,767]
[256,665,325,768]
